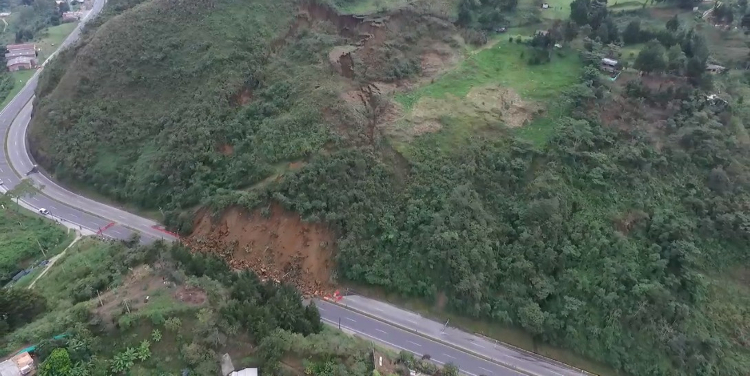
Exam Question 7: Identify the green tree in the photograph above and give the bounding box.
[623,20,641,45]
[0,288,47,335]
[39,348,73,376]
[666,14,680,32]
[442,363,460,376]
[666,44,687,73]
[4,178,43,208]
[151,329,162,342]
[634,40,667,74]
[136,340,151,362]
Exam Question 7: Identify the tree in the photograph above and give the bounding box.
[39,348,73,376]
[666,14,680,32]
[623,20,642,45]
[563,20,578,41]
[5,178,44,208]
[0,288,47,334]
[442,363,460,376]
[570,0,590,25]
[666,44,687,74]
[634,40,667,74]
[742,12,750,29]
[136,340,151,362]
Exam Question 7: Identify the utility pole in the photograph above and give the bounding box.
[338,317,341,330]
[442,319,449,332]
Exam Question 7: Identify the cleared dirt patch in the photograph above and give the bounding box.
[94,264,196,328]
[387,84,540,141]
[186,204,335,297]
[174,285,207,306]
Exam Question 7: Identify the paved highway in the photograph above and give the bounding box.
[0,2,593,375]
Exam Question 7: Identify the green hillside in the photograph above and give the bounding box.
[29,0,750,375]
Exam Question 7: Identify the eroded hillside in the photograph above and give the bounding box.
[29,0,750,375]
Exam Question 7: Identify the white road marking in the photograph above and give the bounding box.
[407,340,422,347]
[375,329,387,334]
[405,318,419,324]
[373,307,384,312]
[320,317,480,376]
[473,343,486,349]
[443,353,456,360]
[480,367,493,373]
[344,317,357,323]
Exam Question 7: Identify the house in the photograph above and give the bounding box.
[230,369,258,376]
[62,11,83,23]
[5,43,37,72]
[705,63,726,74]
[600,58,619,73]
[0,352,35,376]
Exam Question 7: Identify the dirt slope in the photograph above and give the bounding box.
[185,204,335,296]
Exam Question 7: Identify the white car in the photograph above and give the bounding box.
[38,208,50,215]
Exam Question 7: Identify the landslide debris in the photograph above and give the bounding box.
[184,204,335,297]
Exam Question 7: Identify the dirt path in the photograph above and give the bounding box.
[28,234,81,289]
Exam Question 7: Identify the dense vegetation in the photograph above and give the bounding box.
[30,0,750,374]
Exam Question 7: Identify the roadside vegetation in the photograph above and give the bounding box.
[28,0,750,375]
[0,192,71,286]
[1,237,459,376]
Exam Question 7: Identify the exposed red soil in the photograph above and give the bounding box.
[218,144,234,156]
[185,204,335,297]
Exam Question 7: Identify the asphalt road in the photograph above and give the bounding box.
[337,296,589,376]
[0,3,594,375]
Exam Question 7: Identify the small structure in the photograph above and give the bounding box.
[230,369,258,376]
[61,11,83,23]
[0,12,10,17]
[705,63,726,74]
[0,352,35,376]
[541,2,550,8]
[220,354,235,376]
[5,43,37,72]
[535,29,549,36]
[600,58,619,73]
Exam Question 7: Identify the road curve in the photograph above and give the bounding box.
[0,3,594,375]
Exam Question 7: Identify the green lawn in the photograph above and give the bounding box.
[35,22,78,62]
[0,70,35,110]
[392,41,581,151]
[397,42,581,109]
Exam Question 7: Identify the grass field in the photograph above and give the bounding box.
[393,41,581,152]
[35,22,78,62]
[332,0,458,16]
[0,70,34,110]
[0,204,72,285]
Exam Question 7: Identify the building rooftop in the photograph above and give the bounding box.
[6,56,35,67]
[6,43,35,51]
[601,58,618,65]
[5,49,35,58]
[230,369,258,376]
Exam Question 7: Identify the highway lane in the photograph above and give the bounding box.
[0,1,595,375]
[339,296,589,376]
[316,300,528,376]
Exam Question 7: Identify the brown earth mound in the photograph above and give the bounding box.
[185,204,335,297]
